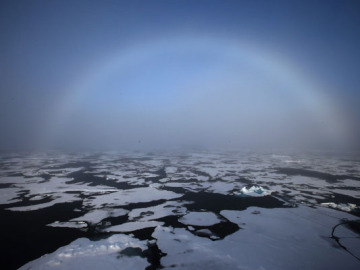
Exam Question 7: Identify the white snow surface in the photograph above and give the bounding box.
[178,212,222,226]
[206,181,235,195]
[83,187,182,208]
[47,221,88,229]
[153,206,360,270]
[0,187,22,204]
[18,234,149,270]
[321,202,358,212]
[236,185,273,197]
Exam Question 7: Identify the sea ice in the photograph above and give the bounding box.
[70,208,129,225]
[165,167,177,174]
[128,201,187,222]
[331,188,360,198]
[6,193,82,211]
[194,229,213,237]
[47,221,88,229]
[0,187,22,204]
[235,185,272,197]
[18,234,149,270]
[83,187,182,208]
[178,212,222,226]
[153,206,360,269]
[104,221,164,232]
[321,202,358,212]
[206,181,235,195]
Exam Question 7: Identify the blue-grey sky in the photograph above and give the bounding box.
[1,0,359,151]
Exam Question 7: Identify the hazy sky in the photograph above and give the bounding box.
[1,0,360,151]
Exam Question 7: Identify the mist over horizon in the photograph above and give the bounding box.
[1,0,360,153]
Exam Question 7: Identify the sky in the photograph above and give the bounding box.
[0,0,359,152]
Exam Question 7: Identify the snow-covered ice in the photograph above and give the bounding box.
[18,234,149,270]
[153,205,360,270]
[179,212,222,226]
[321,202,359,212]
[128,201,187,221]
[69,208,129,224]
[83,187,182,208]
[235,185,273,197]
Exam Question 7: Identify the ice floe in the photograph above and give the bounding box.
[83,187,182,208]
[6,193,82,211]
[128,201,187,221]
[104,221,164,232]
[235,185,273,197]
[153,206,360,269]
[179,212,222,226]
[165,167,177,174]
[331,188,360,198]
[18,234,149,270]
[47,221,88,229]
[206,181,235,195]
[321,202,358,212]
[69,208,129,224]
[0,187,22,204]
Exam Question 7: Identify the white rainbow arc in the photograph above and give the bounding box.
[41,35,351,149]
